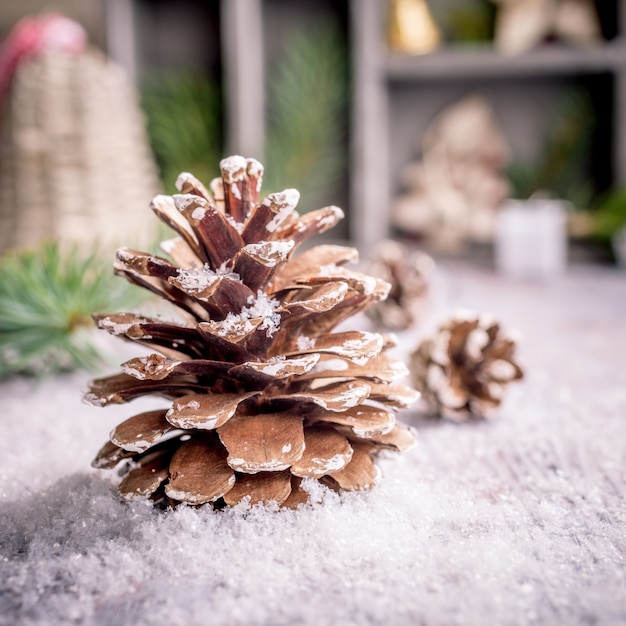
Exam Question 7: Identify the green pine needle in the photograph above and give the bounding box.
[0,241,145,378]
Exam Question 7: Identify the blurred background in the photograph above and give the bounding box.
[1,0,625,261]
[0,0,625,376]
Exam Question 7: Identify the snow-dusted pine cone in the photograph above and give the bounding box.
[86,156,418,509]
[410,313,523,420]
[365,239,434,330]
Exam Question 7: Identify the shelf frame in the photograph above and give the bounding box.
[386,41,626,82]
[350,0,626,252]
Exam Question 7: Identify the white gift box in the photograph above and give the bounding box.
[495,199,568,278]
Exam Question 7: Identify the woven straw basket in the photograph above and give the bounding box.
[0,48,161,255]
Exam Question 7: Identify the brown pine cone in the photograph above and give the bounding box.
[410,312,523,420]
[86,156,418,509]
[365,240,434,330]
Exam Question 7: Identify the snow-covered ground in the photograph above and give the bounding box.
[1,262,625,626]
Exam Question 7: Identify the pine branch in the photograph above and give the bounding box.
[0,241,146,378]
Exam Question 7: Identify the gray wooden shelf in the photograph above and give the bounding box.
[386,41,626,81]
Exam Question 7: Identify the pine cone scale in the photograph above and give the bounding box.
[87,372,205,406]
[325,442,379,491]
[220,155,252,222]
[217,412,306,473]
[290,426,353,478]
[277,206,344,246]
[347,423,416,452]
[174,194,245,268]
[119,455,170,501]
[223,470,293,507]
[110,409,172,452]
[305,353,409,385]
[115,248,179,281]
[233,241,294,292]
[195,324,256,362]
[94,314,205,359]
[92,440,134,469]
[241,190,298,244]
[366,382,420,408]
[269,244,358,291]
[309,405,396,438]
[270,380,371,412]
[284,330,383,363]
[169,272,254,316]
[160,237,204,269]
[150,195,204,263]
[121,356,231,382]
[165,391,259,430]
[165,436,235,504]
[175,172,212,201]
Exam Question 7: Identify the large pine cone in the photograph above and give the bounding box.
[87,156,417,509]
[410,313,523,421]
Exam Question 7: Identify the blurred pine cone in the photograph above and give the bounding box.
[87,156,417,509]
[410,313,523,420]
[365,239,434,330]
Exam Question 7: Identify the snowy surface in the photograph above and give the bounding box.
[1,262,625,626]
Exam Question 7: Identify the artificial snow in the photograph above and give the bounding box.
[231,182,242,200]
[263,189,300,228]
[175,264,241,293]
[96,317,135,337]
[1,263,626,625]
[244,240,294,266]
[225,215,246,234]
[253,355,286,377]
[308,452,350,475]
[245,158,264,182]
[332,383,370,410]
[206,312,258,341]
[311,357,350,373]
[219,155,247,182]
[465,327,489,360]
[175,266,220,292]
[340,333,383,362]
[242,291,281,337]
[191,206,206,221]
[296,335,315,351]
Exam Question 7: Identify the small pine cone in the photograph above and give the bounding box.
[410,313,523,421]
[86,156,418,509]
[365,240,434,330]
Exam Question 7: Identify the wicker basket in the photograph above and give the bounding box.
[0,48,161,255]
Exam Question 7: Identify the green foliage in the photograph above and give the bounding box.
[0,241,144,378]
[141,73,223,192]
[591,188,626,240]
[434,0,495,43]
[140,21,348,212]
[263,20,349,211]
[507,88,595,210]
